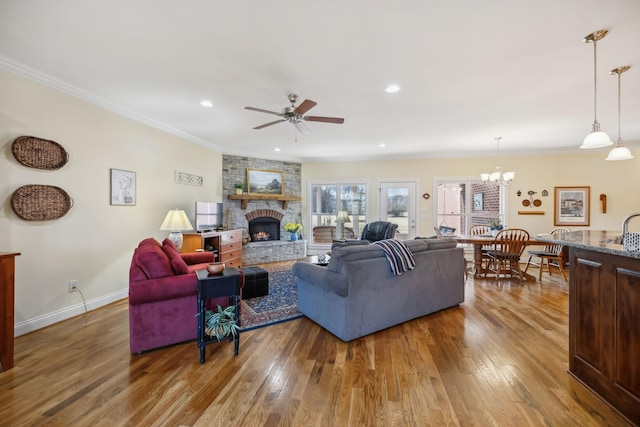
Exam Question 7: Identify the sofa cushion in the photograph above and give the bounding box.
[412,237,458,250]
[162,239,189,274]
[327,238,458,272]
[134,243,174,279]
[331,239,370,251]
[139,237,162,248]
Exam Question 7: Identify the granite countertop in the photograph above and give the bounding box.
[535,230,640,260]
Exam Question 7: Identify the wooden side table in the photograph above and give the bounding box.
[1,252,20,371]
[195,268,242,363]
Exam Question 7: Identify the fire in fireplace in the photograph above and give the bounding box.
[248,217,280,242]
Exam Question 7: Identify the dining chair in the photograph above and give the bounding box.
[485,228,530,281]
[523,227,570,282]
[469,225,492,273]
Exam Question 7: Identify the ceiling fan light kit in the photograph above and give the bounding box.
[245,94,344,135]
[581,29,613,149]
[605,66,633,161]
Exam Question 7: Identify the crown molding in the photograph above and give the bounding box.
[0,54,222,151]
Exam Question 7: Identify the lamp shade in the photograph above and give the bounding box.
[335,210,351,224]
[580,129,613,149]
[605,145,634,161]
[160,209,193,231]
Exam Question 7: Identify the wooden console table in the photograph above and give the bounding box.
[1,252,20,371]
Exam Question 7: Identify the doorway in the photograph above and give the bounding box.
[379,181,417,240]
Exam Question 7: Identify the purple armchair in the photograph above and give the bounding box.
[128,238,218,353]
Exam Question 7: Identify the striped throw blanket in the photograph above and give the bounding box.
[373,239,415,276]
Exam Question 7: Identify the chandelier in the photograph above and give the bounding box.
[581,30,613,149]
[481,137,515,186]
[605,66,633,161]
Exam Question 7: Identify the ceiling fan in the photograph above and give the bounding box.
[245,94,344,135]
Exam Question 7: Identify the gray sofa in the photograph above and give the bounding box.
[292,238,465,341]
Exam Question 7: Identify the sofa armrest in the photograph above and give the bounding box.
[129,273,197,305]
[181,251,214,265]
[292,262,349,297]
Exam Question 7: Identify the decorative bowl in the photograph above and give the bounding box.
[207,262,225,275]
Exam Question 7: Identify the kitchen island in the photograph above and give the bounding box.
[536,230,640,425]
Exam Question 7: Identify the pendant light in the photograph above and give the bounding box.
[481,137,515,186]
[606,66,633,161]
[581,30,613,149]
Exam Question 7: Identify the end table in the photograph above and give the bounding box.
[196,268,242,363]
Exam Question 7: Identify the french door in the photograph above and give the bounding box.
[378,181,417,240]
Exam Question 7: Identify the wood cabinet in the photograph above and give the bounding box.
[182,230,242,267]
[1,252,20,371]
[569,247,640,424]
[218,229,242,267]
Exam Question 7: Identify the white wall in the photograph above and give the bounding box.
[301,154,640,238]
[1,69,223,335]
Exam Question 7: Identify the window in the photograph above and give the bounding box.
[309,182,367,244]
[435,178,506,235]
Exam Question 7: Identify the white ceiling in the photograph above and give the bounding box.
[1,0,639,162]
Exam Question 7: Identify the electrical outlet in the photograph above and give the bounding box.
[68,279,78,293]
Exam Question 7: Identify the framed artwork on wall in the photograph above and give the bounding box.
[473,193,483,211]
[247,168,284,195]
[554,186,590,226]
[110,168,136,206]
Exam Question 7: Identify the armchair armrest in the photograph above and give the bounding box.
[181,251,214,265]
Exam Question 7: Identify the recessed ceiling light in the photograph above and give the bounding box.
[274,147,281,152]
[379,143,386,148]
[200,100,213,108]
[385,84,400,93]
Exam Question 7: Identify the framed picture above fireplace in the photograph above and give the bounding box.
[247,168,284,195]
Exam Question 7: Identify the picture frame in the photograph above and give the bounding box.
[246,168,284,195]
[473,193,483,211]
[554,186,590,226]
[110,168,136,206]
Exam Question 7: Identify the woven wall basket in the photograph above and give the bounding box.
[11,185,73,221]
[12,136,69,170]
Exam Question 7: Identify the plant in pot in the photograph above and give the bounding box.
[234,182,244,195]
[488,218,503,230]
[200,304,239,341]
[284,222,303,241]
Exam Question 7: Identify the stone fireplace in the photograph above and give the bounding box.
[222,154,306,264]
[245,209,283,242]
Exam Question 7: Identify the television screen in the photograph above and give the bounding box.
[195,202,223,231]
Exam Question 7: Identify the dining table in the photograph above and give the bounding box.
[452,233,547,279]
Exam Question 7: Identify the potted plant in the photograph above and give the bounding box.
[201,304,239,341]
[488,218,503,230]
[284,222,303,241]
[234,182,244,195]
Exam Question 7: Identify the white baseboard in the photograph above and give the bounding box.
[14,289,129,337]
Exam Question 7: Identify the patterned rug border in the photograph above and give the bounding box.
[239,264,304,332]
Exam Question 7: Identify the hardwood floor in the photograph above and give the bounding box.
[0,266,633,426]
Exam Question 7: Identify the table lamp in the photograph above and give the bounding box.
[160,209,193,251]
[335,210,351,240]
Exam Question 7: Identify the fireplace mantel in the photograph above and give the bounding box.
[227,194,301,210]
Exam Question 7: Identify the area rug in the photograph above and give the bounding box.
[240,265,304,331]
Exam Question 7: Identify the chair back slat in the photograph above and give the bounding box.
[493,228,530,257]
[544,227,570,255]
[470,225,491,236]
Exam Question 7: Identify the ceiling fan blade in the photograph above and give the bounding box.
[294,120,311,135]
[253,119,286,130]
[304,116,345,124]
[245,106,283,116]
[294,99,317,115]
